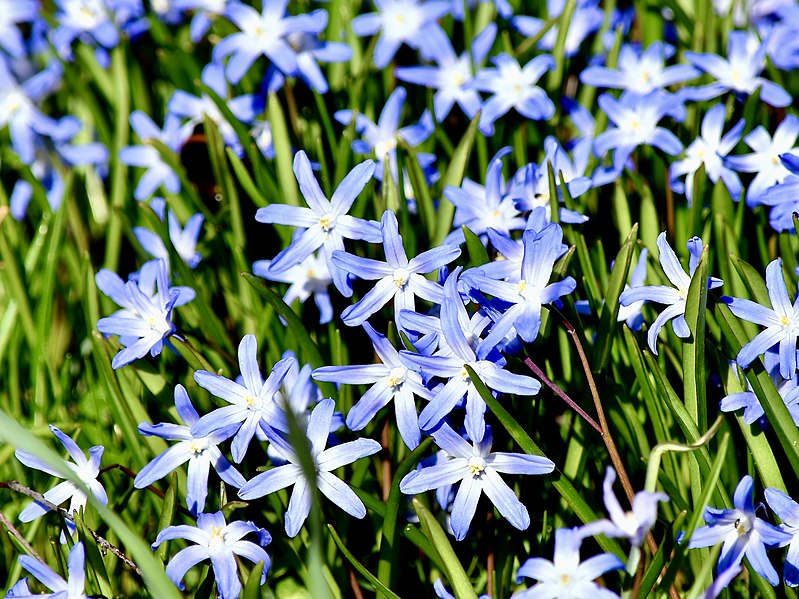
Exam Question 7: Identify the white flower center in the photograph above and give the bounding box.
[393,267,410,288]
[319,213,335,231]
[468,456,486,476]
[387,366,407,388]
[189,438,208,456]
[374,137,397,159]
[734,515,752,536]
[208,525,226,550]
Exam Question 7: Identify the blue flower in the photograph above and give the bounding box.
[152,511,271,599]
[7,541,87,599]
[761,154,799,231]
[212,1,327,84]
[253,251,334,324]
[400,423,554,541]
[620,232,723,355]
[442,147,526,245]
[724,115,799,206]
[173,0,232,43]
[255,150,381,296]
[723,259,799,380]
[134,198,204,269]
[351,0,450,69]
[334,86,434,181]
[266,30,352,94]
[687,475,790,585]
[167,62,259,156]
[463,222,577,354]
[594,91,685,174]
[15,426,107,541]
[579,467,668,547]
[96,259,194,369]
[238,398,381,537]
[333,209,460,329]
[513,0,603,58]
[617,248,649,331]
[191,334,295,463]
[470,53,556,136]
[400,268,541,443]
[119,111,190,201]
[670,104,745,203]
[313,322,434,449]
[134,384,246,515]
[683,30,791,107]
[0,0,39,58]
[764,487,799,586]
[514,527,623,598]
[581,41,699,94]
[395,23,497,121]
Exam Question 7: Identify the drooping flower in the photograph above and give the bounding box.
[513,527,623,598]
[579,466,669,547]
[134,198,204,270]
[15,427,107,541]
[134,384,246,515]
[152,511,271,599]
[687,475,790,585]
[400,423,554,541]
[238,398,381,537]
[619,232,723,355]
[764,487,799,586]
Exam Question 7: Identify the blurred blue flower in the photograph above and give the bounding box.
[167,62,259,156]
[400,268,541,443]
[134,198,203,270]
[764,487,799,586]
[400,423,554,541]
[594,91,685,174]
[254,251,334,324]
[514,0,604,58]
[212,1,327,84]
[313,322,434,449]
[335,86,434,181]
[15,426,107,541]
[470,53,555,136]
[683,30,791,107]
[351,0,450,68]
[7,541,86,599]
[238,398,381,537]
[581,41,699,94]
[134,384,246,515]
[579,466,668,547]
[687,475,790,585]
[463,222,577,354]
[395,23,496,121]
[724,114,799,206]
[255,150,381,296]
[152,511,271,599]
[191,334,295,463]
[96,259,194,369]
[334,209,460,328]
[514,527,623,598]
[119,111,191,201]
[174,0,236,43]
[723,258,799,380]
[620,232,722,355]
[761,153,799,231]
[670,104,745,203]
[0,0,40,58]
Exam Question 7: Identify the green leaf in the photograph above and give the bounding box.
[156,473,178,562]
[268,92,299,206]
[328,524,401,599]
[434,115,481,246]
[242,561,266,599]
[377,438,434,595]
[413,498,478,599]
[683,244,709,431]
[593,224,638,371]
[463,226,490,268]
[400,140,436,242]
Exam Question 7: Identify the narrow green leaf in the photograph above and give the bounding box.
[74,510,113,598]
[688,164,706,237]
[434,115,481,246]
[226,147,269,207]
[593,224,638,371]
[463,226,490,268]
[413,498,478,599]
[268,92,299,206]
[156,473,178,562]
[378,438,434,595]
[683,244,709,431]
[242,561,265,599]
[328,524,402,599]
[399,140,436,241]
